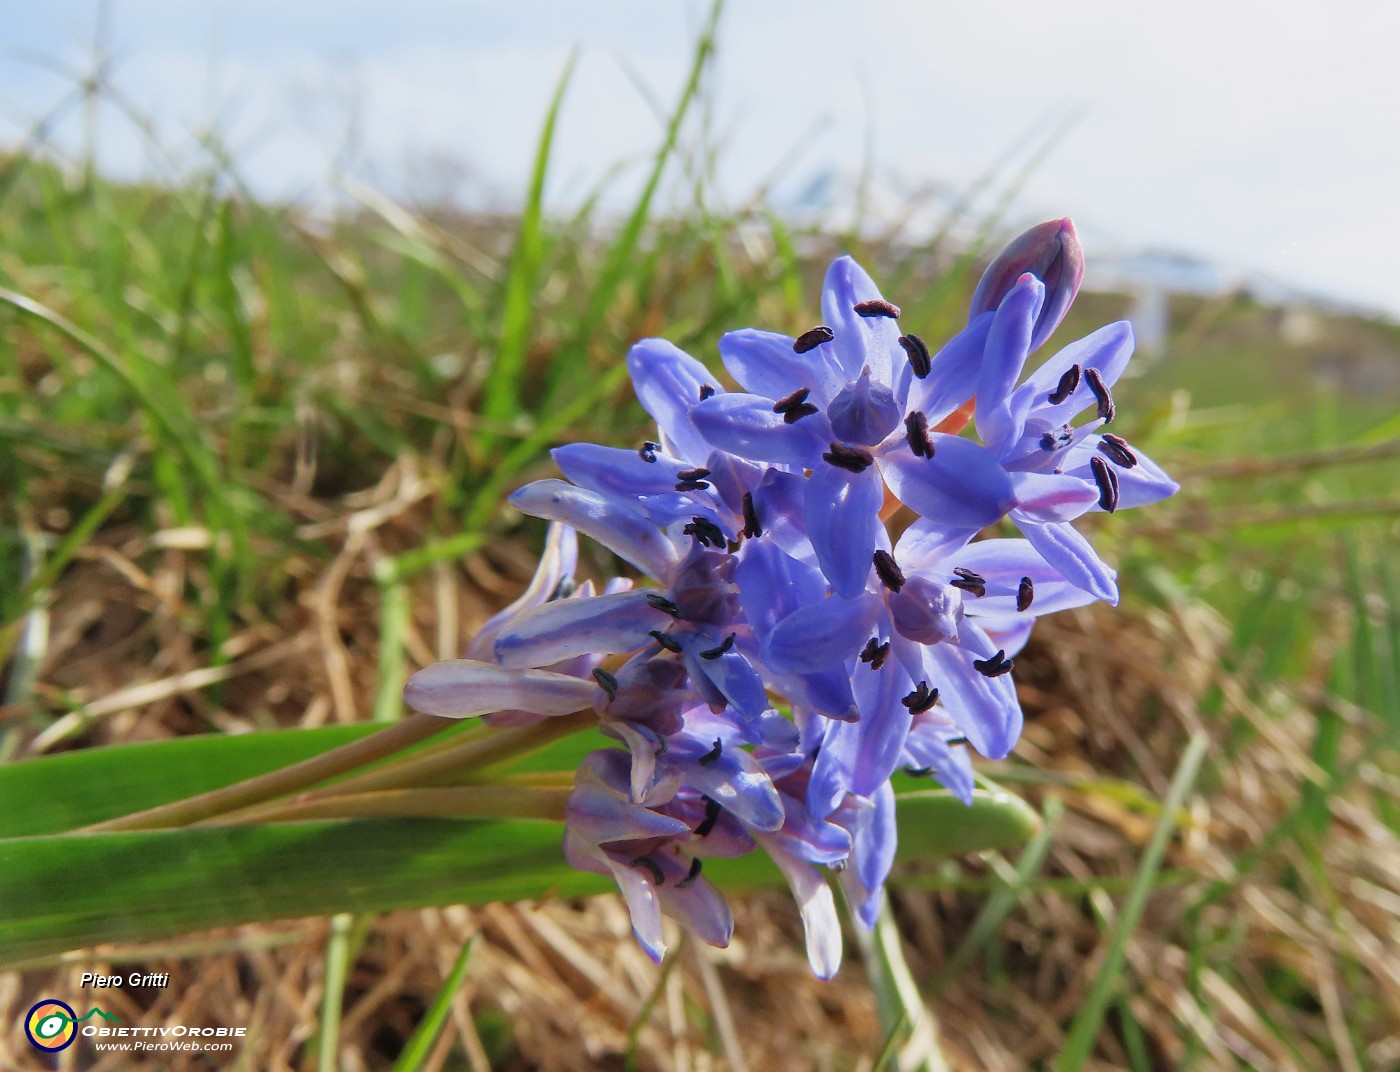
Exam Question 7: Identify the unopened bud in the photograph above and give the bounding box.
[969,217,1084,352]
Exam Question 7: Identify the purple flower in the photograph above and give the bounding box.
[967,273,1180,602]
[969,217,1085,354]
[692,257,1016,597]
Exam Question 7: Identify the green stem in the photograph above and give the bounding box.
[83,713,452,832]
[211,785,572,825]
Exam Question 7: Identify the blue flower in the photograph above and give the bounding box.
[691,256,1016,597]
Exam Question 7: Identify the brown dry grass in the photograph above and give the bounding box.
[4,444,1398,1072]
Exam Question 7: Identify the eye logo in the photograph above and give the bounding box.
[24,1000,121,1051]
[25,999,77,1052]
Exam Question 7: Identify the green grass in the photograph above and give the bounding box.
[3,13,1400,1068]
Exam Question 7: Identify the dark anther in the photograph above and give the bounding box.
[873,549,905,593]
[1090,455,1120,513]
[772,386,819,424]
[638,441,660,463]
[699,383,716,401]
[699,737,723,766]
[946,736,968,746]
[901,681,939,713]
[649,629,682,653]
[1040,427,1074,452]
[592,668,619,700]
[1097,432,1138,469]
[552,578,578,600]
[695,795,722,837]
[1048,363,1081,405]
[675,857,703,889]
[793,325,835,353]
[972,649,1015,677]
[675,465,712,492]
[683,516,727,548]
[1017,576,1034,612]
[646,593,682,617]
[741,491,763,539]
[904,765,933,776]
[830,858,849,873]
[1084,366,1116,423]
[859,636,891,670]
[854,298,900,318]
[822,442,875,473]
[630,856,665,885]
[699,633,737,660]
[899,333,932,378]
[951,567,987,597]
[905,411,935,458]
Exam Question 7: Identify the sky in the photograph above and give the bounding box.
[3,0,1397,316]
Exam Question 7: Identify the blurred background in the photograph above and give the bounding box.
[2,2,1398,1070]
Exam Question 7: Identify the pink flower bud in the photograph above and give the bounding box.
[970,217,1084,352]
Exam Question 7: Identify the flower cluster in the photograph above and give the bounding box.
[404,219,1177,976]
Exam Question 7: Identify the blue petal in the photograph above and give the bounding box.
[805,464,884,598]
[1017,518,1120,604]
[719,327,843,405]
[1011,321,1134,425]
[853,781,898,908]
[734,539,829,635]
[692,393,830,466]
[405,660,597,719]
[923,626,1023,759]
[466,522,578,660]
[754,840,843,979]
[1062,438,1180,510]
[975,274,1044,452]
[878,435,1016,531]
[626,338,720,463]
[1009,469,1100,523]
[904,311,993,422]
[893,518,974,572]
[762,592,880,674]
[675,745,785,832]
[950,537,1100,618]
[551,442,683,498]
[493,590,669,667]
[821,256,899,384]
[510,480,679,580]
[902,733,975,805]
[847,657,915,799]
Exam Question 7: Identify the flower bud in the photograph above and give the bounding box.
[969,218,1084,353]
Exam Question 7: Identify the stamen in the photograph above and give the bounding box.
[741,491,763,539]
[822,442,875,473]
[699,737,723,766]
[682,516,727,548]
[646,593,682,617]
[899,333,932,378]
[649,629,682,653]
[1040,427,1073,452]
[830,858,849,873]
[793,325,835,353]
[1084,366,1116,423]
[592,668,619,700]
[699,384,716,401]
[905,411,935,458]
[638,441,660,463]
[674,465,712,492]
[858,636,891,670]
[946,736,968,746]
[1048,363,1081,405]
[951,566,986,597]
[772,386,819,424]
[675,857,703,889]
[1090,455,1120,512]
[1097,432,1138,468]
[904,766,933,776]
[699,633,737,660]
[873,549,905,593]
[853,298,901,318]
[695,795,722,837]
[1017,576,1034,612]
[972,649,1015,677]
[901,681,939,713]
[630,856,665,885]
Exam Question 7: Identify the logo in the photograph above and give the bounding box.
[24,1000,121,1052]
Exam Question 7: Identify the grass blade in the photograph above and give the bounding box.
[394,937,477,1072]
